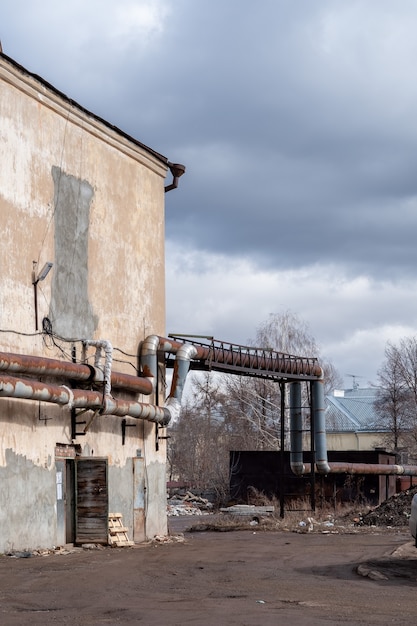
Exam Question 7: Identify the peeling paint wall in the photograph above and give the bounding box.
[0,55,169,552]
[0,449,57,551]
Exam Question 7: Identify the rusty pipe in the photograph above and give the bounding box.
[326,462,417,476]
[101,396,170,425]
[0,373,103,407]
[301,462,417,476]
[0,351,152,395]
[0,374,169,425]
[139,337,198,422]
[165,343,198,422]
[156,336,323,379]
[140,335,160,394]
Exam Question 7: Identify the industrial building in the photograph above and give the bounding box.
[0,50,184,551]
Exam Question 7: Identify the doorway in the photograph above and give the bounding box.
[55,453,109,546]
[55,458,75,545]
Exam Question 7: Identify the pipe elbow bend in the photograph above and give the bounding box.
[141,335,160,357]
[290,462,305,476]
[316,461,331,475]
[176,344,198,362]
[164,397,181,423]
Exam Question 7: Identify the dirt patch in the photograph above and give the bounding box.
[0,526,416,625]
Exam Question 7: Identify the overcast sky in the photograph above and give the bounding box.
[2,0,417,389]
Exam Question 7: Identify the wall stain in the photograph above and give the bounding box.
[50,166,98,337]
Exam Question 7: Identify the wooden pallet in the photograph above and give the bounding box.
[108,512,134,547]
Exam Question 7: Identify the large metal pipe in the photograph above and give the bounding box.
[160,336,322,379]
[312,378,331,474]
[0,336,327,435]
[328,462,417,476]
[0,374,102,408]
[165,343,198,422]
[302,462,417,476]
[139,335,160,394]
[0,374,170,425]
[289,382,305,475]
[0,350,152,395]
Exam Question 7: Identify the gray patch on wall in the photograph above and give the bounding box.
[0,449,57,552]
[50,166,98,338]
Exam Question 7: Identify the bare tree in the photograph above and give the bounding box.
[254,311,342,394]
[374,338,417,462]
[168,311,342,500]
[167,373,231,501]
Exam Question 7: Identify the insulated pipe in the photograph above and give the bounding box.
[139,338,198,423]
[157,336,322,379]
[84,340,113,396]
[0,374,102,408]
[0,374,170,425]
[312,377,331,474]
[165,344,198,422]
[289,382,305,475]
[140,335,160,393]
[302,462,417,476]
[0,338,199,427]
[101,396,170,425]
[0,351,152,395]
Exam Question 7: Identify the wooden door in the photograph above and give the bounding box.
[75,458,108,544]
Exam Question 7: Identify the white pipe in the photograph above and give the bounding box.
[163,343,198,422]
[0,338,199,429]
[83,340,113,396]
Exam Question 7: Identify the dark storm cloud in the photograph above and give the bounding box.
[3,0,417,384]
[3,1,417,281]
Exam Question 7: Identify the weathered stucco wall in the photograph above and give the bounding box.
[0,56,167,354]
[0,55,169,551]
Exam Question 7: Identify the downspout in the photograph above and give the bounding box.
[312,376,331,474]
[289,382,305,475]
[164,162,186,193]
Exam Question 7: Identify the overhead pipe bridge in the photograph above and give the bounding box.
[1,334,416,497]
[165,335,323,381]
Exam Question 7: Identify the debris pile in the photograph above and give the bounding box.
[167,491,213,517]
[219,504,275,517]
[358,486,417,527]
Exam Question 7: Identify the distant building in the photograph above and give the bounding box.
[230,387,405,508]
[325,387,386,451]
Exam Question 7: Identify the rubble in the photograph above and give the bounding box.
[219,504,275,517]
[167,491,213,517]
[152,535,185,544]
[357,486,417,527]
[4,545,83,558]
